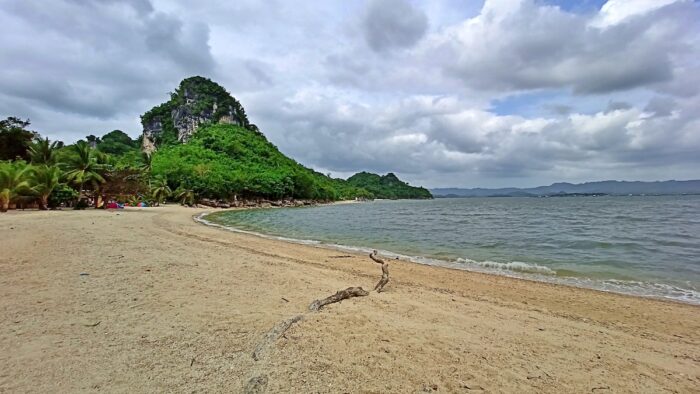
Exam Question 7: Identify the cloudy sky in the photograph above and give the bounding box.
[1,0,698,188]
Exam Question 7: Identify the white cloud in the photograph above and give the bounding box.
[593,0,682,27]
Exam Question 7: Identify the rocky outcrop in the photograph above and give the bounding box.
[141,76,255,153]
[197,198,319,209]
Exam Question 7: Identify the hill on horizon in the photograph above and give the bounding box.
[431,180,700,197]
[141,76,431,201]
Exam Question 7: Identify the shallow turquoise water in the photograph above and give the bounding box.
[203,196,700,304]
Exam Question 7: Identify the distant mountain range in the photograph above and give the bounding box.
[431,180,700,198]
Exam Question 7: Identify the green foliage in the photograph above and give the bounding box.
[29,137,62,165]
[150,175,171,205]
[174,186,196,206]
[141,76,258,148]
[48,184,78,209]
[62,141,107,200]
[347,172,432,199]
[97,130,138,156]
[28,165,62,209]
[0,117,37,161]
[151,124,370,201]
[1,125,150,210]
[100,167,148,201]
[0,161,31,211]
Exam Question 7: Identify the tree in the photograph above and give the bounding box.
[99,167,148,203]
[62,141,106,203]
[28,165,61,210]
[0,161,30,212]
[140,151,153,172]
[92,151,114,207]
[150,176,171,206]
[29,137,62,165]
[0,117,37,161]
[85,134,101,148]
[174,186,196,206]
[97,130,138,156]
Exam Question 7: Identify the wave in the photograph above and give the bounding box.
[195,212,700,305]
[455,258,556,275]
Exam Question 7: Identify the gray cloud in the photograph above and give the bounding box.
[0,0,698,188]
[362,0,428,52]
[0,0,214,123]
[431,0,694,95]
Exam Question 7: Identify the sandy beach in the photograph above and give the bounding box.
[1,206,698,393]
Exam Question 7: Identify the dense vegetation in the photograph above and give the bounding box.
[0,76,431,211]
[0,117,38,161]
[347,172,432,199]
[151,123,371,201]
[1,117,149,211]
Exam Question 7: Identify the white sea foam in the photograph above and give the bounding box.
[455,258,557,275]
[195,211,700,305]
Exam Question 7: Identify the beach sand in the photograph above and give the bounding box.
[1,206,698,393]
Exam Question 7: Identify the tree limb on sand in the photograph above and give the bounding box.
[369,250,390,292]
[308,286,370,312]
[252,314,304,361]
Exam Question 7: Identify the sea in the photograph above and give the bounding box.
[201,196,700,304]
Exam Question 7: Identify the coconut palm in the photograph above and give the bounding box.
[150,176,171,206]
[140,151,152,172]
[28,137,60,165]
[28,165,61,210]
[0,162,30,212]
[62,140,106,204]
[92,151,114,208]
[174,186,196,206]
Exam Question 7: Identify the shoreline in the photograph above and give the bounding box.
[197,208,700,306]
[2,206,698,392]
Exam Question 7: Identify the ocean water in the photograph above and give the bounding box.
[202,196,700,304]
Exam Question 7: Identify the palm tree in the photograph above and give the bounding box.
[62,141,106,204]
[28,165,61,210]
[92,151,114,208]
[150,176,171,206]
[175,186,196,206]
[0,162,30,212]
[140,151,152,172]
[28,137,60,165]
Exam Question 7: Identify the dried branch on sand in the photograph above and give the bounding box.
[369,250,390,292]
[308,286,369,312]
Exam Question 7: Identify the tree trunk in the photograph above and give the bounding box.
[78,181,85,203]
[40,195,48,210]
[0,200,8,212]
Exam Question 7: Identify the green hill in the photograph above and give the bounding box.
[151,123,370,200]
[347,172,432,199]
[140,76,430,202]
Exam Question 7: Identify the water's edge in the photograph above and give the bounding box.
[194,210,700,305]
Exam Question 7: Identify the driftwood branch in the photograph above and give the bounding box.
[252,314,304,361]
[244,375,269,394]
[308,286,369,312]
[370,250,390,292]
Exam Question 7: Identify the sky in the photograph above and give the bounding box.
[0,0,698,188]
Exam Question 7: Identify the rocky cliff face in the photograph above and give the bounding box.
[141,76,255,153]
